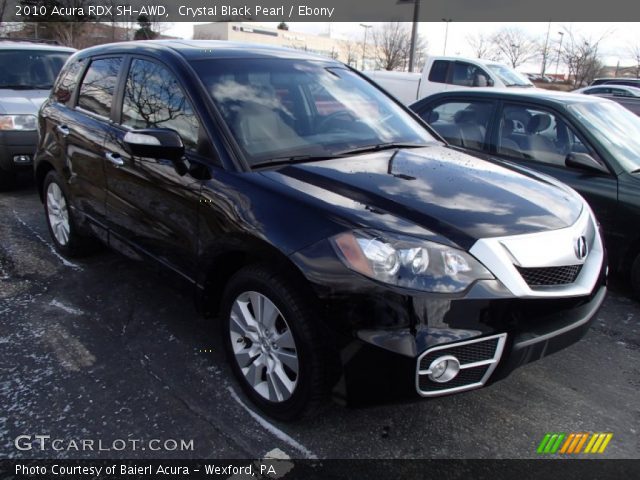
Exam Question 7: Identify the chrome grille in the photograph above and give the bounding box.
[516,264,583,287]
[416,334,507,397]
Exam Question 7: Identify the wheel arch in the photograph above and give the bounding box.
[197,235,316,318]
[35,160,56,202]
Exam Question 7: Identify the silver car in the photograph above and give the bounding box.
[0,40,75,189]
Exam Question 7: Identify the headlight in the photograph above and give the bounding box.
[0,114,37,131]
[331,230,493,293]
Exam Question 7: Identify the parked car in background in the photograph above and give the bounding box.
[364,56,533,104]
[590,77,640,88]
[36,41,606,420]
[573,85,640,97]
[0,39,75,190]
[600,94,640,117]
[411,89,640,298]
[573,85,640,117]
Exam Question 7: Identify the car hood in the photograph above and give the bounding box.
[262,146,582,249]
[0,89,49,115]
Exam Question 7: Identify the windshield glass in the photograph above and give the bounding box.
[486,64,533,87]
[568,100,640,172]
[191,58,437,166]
[0,50,71,89]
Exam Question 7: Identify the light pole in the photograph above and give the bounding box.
[408,0,421,72]
[442,19,452,56]
[541,21,551,76]
[360,23,372,70]
[555,31,564,79]
[396,0,421,72]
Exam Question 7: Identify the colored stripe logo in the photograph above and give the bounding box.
[537,433,613,454]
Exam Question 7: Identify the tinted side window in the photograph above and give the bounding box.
[53,60,83,105]
[451,62,491,87]
[496,103,601,168]
[77,58,122,118]
[122,59,202,152]
[420,100,493,151]
[428,60,449,83]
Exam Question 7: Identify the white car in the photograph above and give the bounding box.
[573,85,640,98]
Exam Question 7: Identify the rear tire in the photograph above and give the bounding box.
[43,170,99,258]
[220,264,330,421]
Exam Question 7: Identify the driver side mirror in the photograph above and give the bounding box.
[123,129,184,162]
[565,152,609,174]
[487,78,495,87]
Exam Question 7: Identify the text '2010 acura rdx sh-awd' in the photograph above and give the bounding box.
[35,41,606,420]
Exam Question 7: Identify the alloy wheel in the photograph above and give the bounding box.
[229,291,299,402]
[46,182,70,246]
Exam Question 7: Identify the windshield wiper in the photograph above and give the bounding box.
[251,154,345,169]
[630,168,640,174]
[336,143,428,156]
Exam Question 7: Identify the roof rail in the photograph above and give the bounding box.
[0,37,62,45]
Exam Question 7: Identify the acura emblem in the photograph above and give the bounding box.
[575,236,588,260]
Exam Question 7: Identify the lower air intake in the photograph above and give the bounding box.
[416,333,507,397]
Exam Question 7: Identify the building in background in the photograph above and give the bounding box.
[193,22,372,69]
[3,23,176,50]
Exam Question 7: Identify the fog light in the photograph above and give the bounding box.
[427,355,460,383]
[13,155,31,164]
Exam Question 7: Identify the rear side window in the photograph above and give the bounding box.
[77,57,122,118]
[585,87,609,95]
[419,100,494,152]
[121,58,202,153]
[428,61,449,83]
[53,60,83,105]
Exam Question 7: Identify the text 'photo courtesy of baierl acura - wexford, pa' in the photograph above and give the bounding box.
[0,4,639,480]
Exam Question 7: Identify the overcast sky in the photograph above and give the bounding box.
[166,22,640,73]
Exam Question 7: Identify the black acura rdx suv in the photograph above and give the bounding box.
[35,41,606,420]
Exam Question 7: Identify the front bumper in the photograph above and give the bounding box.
[491,284,606,382]
[0,130,38,172]
[328,284,606,406]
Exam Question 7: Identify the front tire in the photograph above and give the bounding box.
[220,264,330,421]
[43,170,98,257]
[631,253,640,301]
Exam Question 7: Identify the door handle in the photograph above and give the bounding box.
[56,125,70,137]
[105,152,124,167]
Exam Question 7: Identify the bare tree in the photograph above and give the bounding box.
[339,39,359,68]
[491,27,538,68]
[627,42,640,78]
[560,27,607,87]
[411,35,428,71]
[0,0,7,25]
[466,33,498,60]
[372,22,411,71]
[18,0,92,47]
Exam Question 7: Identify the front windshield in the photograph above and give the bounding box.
[568,100,640,172]
[486,64,533,87]
[192,58,437,166]
[0,50,71,89]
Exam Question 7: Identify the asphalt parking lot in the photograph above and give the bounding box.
[1,177,639,460]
